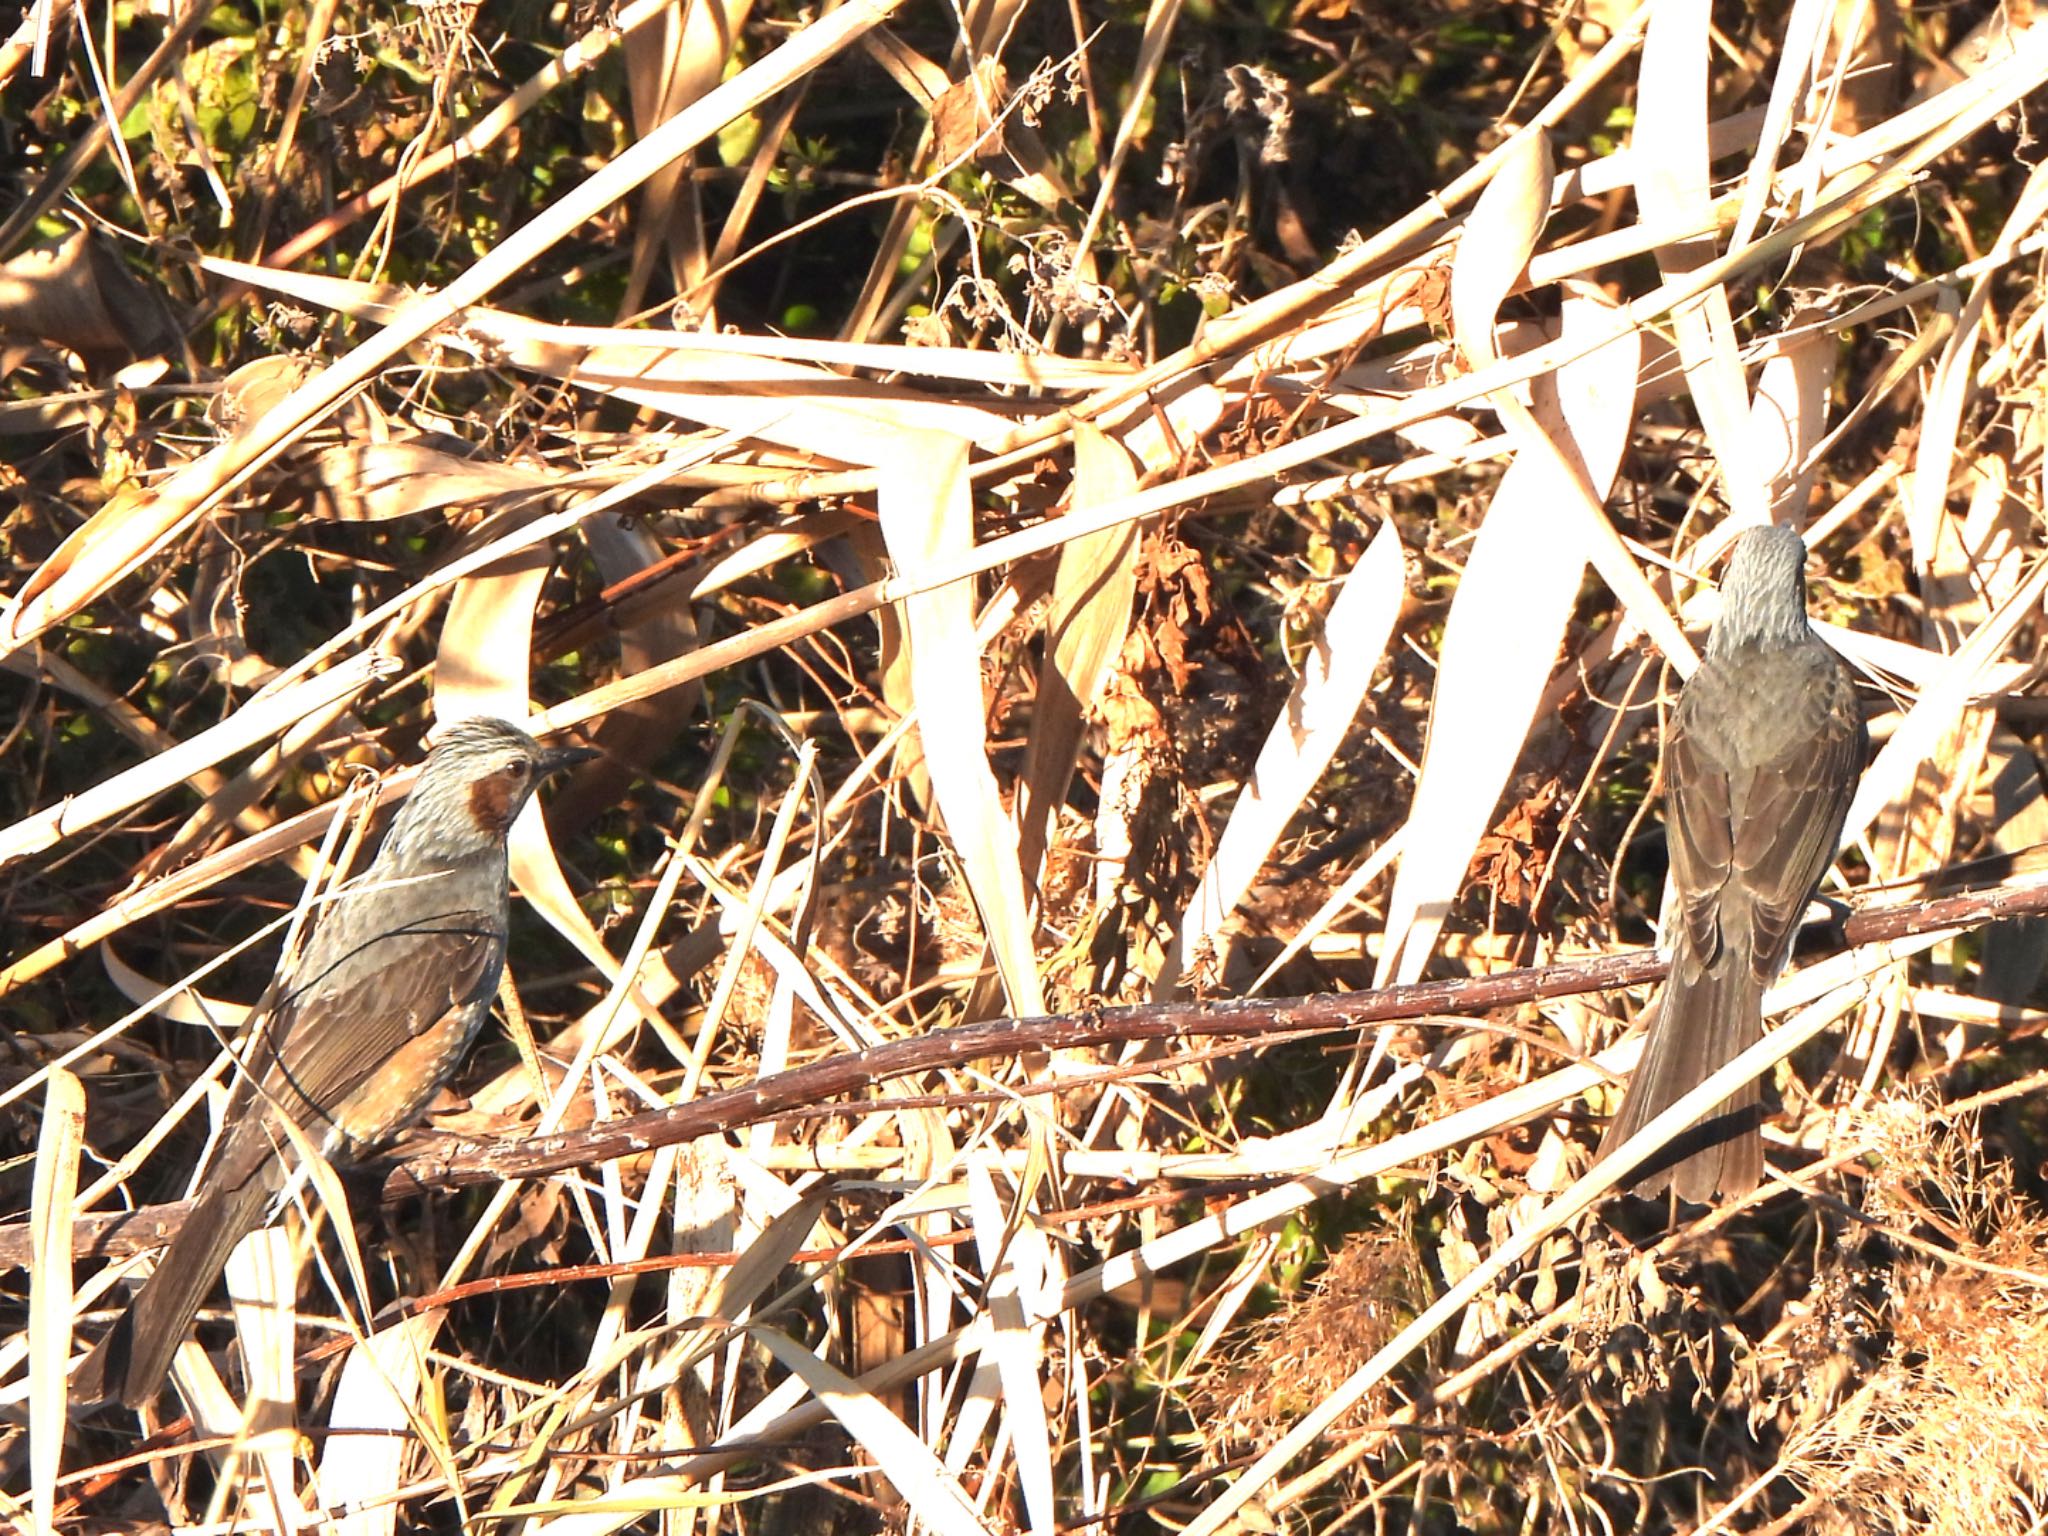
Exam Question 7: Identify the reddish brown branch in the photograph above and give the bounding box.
[16,873,2044,1269]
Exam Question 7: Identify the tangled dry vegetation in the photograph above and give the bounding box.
[3,0,2048,1530]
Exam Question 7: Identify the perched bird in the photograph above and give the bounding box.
[1597,525,1865,1203]
[73,716,595,1408]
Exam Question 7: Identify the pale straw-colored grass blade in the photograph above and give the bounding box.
[752,1326,993,1536]
[305,439,555,522]
[1844,553,2048,845]
[962,1161,1056,1535]
[616,0,752,320]
[1743,315,1833,528]
[878,429,1044,1016]
[27,1067,82,1536]
[1905,156,2048,568]
[99,942,253,1028]
[202,257,1132,391]
[1377,288,1639,986]
[222,1228,308,1531]
[0,648,396,869]
[522,342,1025,459]
[1158,519,1403,997]
[1726,0,1835,254]
[318,1311,449,1536]
[1448,127,1552,374]
[1016,423,1140,885]
[1634,0,1767,527]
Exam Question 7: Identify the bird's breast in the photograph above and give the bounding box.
[328,1001,490,1158]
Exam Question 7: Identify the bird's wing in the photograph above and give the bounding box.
[226,909,500,1163]
[1664,715,1733,968]
[1729,689,1863,975]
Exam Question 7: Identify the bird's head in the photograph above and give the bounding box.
[1708,523,1814,656]
[383,717,598,859]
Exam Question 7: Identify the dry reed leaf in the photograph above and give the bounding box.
[318,1311,447,1536]
[1178,1231,1281,1381]
[683,738,819,1097]
[1449,126,1552,372]
[930,57,1070,211]
[690,856,879,1049]
[306,439,552,522]
[1727,0,1835,252]
[752,1326,991,1536]
[1845,555,2048,846]
[170,1342,263,1503]
[515,340,1025,460]
[1743,313,1833,526]
[211,353,320,428]
[1376,288,1639,986]
[98,941,253,1035]
[1160,519,1404,997]
[1634,0,1768,526]
[583,1142,693,1402]
[222,1228,305,1522]
[618,0,752,317]
[205,257,1131,390]
[1907,157,2048,567]
[878,430,1044,1017]
[0,648,397,869]
[4,411,323,657]
[1247,829,1406,996]
[1870,460,2027,910]
[137,689,363,880]
[0,228,175,364]
[964,1161,1057,1535]
[27,1066,82,1536]
[859,23,950,105]
[1016,423,1140,884]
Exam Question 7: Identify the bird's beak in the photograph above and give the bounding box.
[540,742,602,776]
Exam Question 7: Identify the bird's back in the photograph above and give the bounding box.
[1676,639,1858,780]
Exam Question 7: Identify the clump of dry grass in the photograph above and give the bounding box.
[1798,1118,2048,1536]
[1189,1230,1417,1447]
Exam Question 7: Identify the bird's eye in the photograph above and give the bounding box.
[504,760,531,781]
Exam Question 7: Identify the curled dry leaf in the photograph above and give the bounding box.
[878,429,1045,1017]
[1017,422,1141,886]
[1449,127,1554,373]
[437,533,628,987]
[930,56,1072,211]
[0,229,178,366]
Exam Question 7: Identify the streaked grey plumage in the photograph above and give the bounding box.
[73,717,594,1409]
[1598,525,1865,1202]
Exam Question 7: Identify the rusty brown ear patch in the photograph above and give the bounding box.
[467,768,523,833]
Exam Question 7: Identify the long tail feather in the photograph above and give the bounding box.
[1598,942,1766,1203]
[72,1171,274,1409]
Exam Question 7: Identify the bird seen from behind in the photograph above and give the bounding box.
[1596,524,1865,1203]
